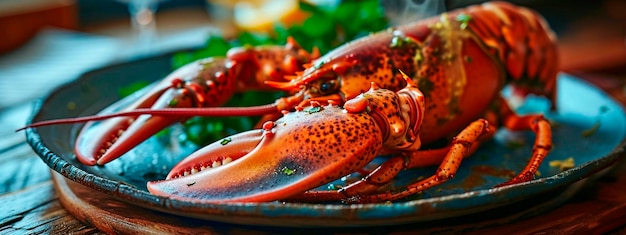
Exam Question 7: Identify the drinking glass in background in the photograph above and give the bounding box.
[118,0,163,57]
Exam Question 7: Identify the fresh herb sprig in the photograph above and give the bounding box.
[173,0,387,68]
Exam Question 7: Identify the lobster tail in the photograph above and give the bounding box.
[461,1,559,105]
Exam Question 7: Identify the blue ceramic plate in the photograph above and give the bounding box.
[26,54,626,227]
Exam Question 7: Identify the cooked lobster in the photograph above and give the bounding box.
[23,1,558,203]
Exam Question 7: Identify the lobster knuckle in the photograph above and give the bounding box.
[356,87,425,152]
[344,96,369,113]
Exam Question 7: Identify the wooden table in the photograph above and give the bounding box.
[3,3,626,234]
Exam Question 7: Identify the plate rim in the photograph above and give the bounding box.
[24,60,626,226]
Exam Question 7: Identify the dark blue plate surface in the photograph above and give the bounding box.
[26,54,626,227]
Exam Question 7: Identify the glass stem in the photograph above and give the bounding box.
[128,0,159,57]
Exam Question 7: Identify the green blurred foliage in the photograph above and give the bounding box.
[170,0,388,146]
[173,0,387,68]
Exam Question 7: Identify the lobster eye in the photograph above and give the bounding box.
[319,80,339,95]
[320,81,331,92]
[313,76,340,96]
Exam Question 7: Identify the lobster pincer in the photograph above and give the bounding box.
[75,58,234,165]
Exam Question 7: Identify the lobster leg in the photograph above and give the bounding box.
[376,99,551,199]
[496,96,552,187]
[348,119,494,203]
[287,143,483,202]
[288,118,494,203]
[402,110,500,169]
[338,99,552,202]
[285,156,407,202]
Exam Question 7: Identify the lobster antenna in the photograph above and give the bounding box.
[16,104,279,131]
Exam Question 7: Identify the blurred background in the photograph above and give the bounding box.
[1,1,625,233]
[0,0,625,117]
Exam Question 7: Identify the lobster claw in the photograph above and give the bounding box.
[147,81,426,203]
[147,104,385,203]
[76,58,235,166]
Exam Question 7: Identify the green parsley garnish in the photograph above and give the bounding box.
[281,166,296,176]
[305,106,323,114]
[456,13,472,29]
[220,137,232,145]
[168,99,178,107]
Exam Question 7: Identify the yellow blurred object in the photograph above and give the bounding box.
[233,0,307,32]
[549,157,575,172]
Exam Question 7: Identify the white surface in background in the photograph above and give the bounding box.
[0,27,218,109]
[0,29,120,109]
